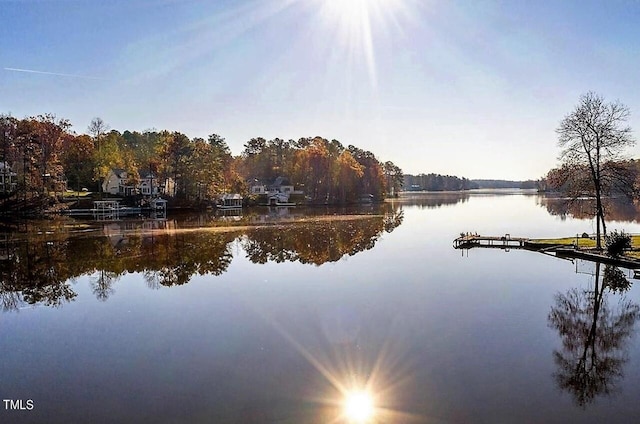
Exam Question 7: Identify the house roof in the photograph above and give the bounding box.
[249,177,293,187]
[139,169,156,179]
[221,193,243,200]
[111,168,127,177]
[270,176,291,187]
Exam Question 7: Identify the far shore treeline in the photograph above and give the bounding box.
[403,174,539,191]
[0,114,404,213]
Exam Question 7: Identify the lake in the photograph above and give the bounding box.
[2,190,640,423]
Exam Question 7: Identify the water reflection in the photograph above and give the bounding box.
[548,262,640,406]
[391,192,470,208]
[539,196,640,223]
[0,207,403,310]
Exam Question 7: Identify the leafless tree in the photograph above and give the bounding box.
[557,92,636,249]
[87,117,110,195]
[87,117,109,144]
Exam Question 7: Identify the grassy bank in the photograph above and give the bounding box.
[528,234,640,259]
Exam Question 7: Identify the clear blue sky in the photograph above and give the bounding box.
[1,0,639,179]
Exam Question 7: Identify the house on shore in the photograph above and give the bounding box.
[102,168,175,197]
[102,169,136,196]
[249,176,303,206]
[250,176,300,196]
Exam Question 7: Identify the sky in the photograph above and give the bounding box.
[1,0,639,180]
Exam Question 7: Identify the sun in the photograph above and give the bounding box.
[315,0,409,86]
[343,390,375,423]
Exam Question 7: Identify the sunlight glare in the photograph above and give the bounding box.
[319,0,408,87]
[344,390,375,423]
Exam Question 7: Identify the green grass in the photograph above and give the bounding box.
[529,237,597,248]
[529,234,640,252]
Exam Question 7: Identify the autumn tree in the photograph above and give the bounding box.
[88,117,112,195]
[158,131,191,198]
[556,92,636,249]
[0,115,18,196]
[383,161,403,196]
[335,150,364,203]
[61,133,94,192]
[208,133,234,191]
[348,145,385,200]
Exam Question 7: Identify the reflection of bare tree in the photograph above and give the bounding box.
[91,270,120,301]
[143,270,162,290]
[548,263,640,406]
[0,281,22,312]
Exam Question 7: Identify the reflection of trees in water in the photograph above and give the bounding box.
[540,196,640,223]
[0,239,77,311]
[243,212,403,265]
[393,193,470,209]
[548,263,640,406]
[0,210,403,308]
[91,270,120,302]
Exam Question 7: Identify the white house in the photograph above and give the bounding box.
[102,168,177,197]
[102,168,136,196]
[250,176,298,196]
[139,171,160,196]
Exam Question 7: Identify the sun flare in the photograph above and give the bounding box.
[317,0,410,86]
[344,390,375,423]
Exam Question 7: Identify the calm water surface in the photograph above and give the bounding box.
[2,190,640,423]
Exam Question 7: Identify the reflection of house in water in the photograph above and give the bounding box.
[217,208,243,222]
[249,206,300,224]
[0,162,17,194]
[0,235,15,261]
[102,223,129,249]
[102,219,174,249]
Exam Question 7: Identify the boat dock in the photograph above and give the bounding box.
[62,199,167,220]
[453,233,640,271]
[453,234,529,249]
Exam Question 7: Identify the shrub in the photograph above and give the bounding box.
[605,230,631,257]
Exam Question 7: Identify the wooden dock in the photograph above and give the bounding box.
[453,233,640,270]
[453,234,529,249]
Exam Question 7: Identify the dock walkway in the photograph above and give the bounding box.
[453,234,529,249]
[453,233,640,270]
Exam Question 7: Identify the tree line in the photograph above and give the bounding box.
[403,173,478,191]
[0,114,403,212]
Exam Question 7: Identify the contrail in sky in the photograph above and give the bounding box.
[3,67,107,80]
